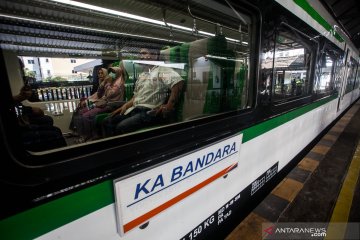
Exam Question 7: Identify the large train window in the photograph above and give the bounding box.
[271,24,316,103]
[345,57,358,93]
[313,41,343,98]
[0,0,254,154]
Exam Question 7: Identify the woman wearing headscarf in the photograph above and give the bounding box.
[79,67,108,107]
[69,67,108,131]
[74,65,125,142]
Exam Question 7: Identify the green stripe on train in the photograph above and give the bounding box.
[0,181,114,240]
[0,96,337,239]
[242,96,337,143]
[293,0,344,43]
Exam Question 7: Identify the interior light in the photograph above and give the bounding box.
[50,0,165,26]
[0,13,175,43]
[48,0,243,44]
[50,0,202,36]
[1,0,245,46]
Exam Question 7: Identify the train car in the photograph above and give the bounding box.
[0,0,359,239]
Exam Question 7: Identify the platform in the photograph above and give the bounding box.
[226,100,360,240]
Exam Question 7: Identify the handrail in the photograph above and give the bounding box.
[187,0,248,35]
[29,82,93,101]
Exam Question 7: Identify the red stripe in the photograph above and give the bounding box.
[123,163,237,233]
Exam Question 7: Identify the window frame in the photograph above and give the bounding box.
[354,63,360,90]
[345,57,358,94]
[312,39,344,100]
[270,22,318,109]
[0,0,260,171]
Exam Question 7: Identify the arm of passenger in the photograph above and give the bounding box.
[88,92,99,101]
[104,78,124,100]
[13,87,44,116]
[13,94,26,103]
[96,84,105,98]
[13,86,32,103]
[110,96,134,117]
[157,80,184,114]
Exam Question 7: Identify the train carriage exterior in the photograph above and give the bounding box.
[0,0,359,239]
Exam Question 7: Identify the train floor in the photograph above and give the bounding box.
[226,100,360,240]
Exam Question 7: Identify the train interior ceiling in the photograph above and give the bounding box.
[0,0,250,56]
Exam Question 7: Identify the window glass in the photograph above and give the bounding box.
[272,25,315,102]
[259,47,273,105]
[345,57,357,93]
[313,42,343,97]
[333,56,345,92]
[1,0,253,152]
[355,65,360,89]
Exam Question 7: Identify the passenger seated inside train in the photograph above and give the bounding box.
[20,35,246,147]
[69,66,109,140]
[14,58,67,151]
[89,59,114,96]
[102,48,184,136]
[71,65,125,142]
[76,67,109,109]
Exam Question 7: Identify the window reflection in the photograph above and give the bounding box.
[313,42,343,97]
[345,58,357,93]
[4,0,253,151]
[272,32,313,101]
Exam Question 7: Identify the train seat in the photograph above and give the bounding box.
[182,35,232,120]
[159,35,247,122]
